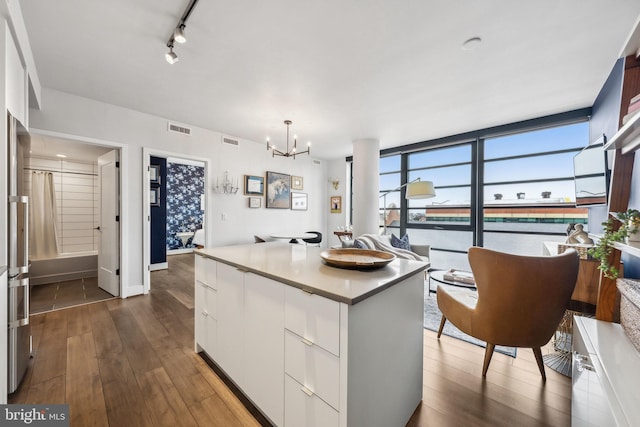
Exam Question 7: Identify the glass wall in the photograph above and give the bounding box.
[374,115,591,271]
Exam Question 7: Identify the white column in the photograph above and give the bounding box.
[352,138,380,237]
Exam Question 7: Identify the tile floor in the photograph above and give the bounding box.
[30,276,115,314]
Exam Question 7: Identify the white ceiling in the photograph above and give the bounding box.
[19,1,640,160]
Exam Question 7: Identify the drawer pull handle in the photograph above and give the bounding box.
[236,267,249,273]
[301,338,314,346]
[301,386,314,397]
[202,310,208,317]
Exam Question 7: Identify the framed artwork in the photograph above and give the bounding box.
[244,175,264,195]
[150,188,160,206]
[330,196,342,213]
[150,164,160,184]
[266,171,291,209]
[248,197,261,208]
[291,176,304,190]
[291,192,308,211]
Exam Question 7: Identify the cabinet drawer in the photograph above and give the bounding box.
[195,281,217,319]
[285,329,339,410]
[285,374,339,427]
[285,286,340,356]
[195,255,217,289]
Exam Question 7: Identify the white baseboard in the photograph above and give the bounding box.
[149,262,168,271]
[168,248,194,255]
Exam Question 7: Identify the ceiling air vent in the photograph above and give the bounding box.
[167,122,191,136]
[313,159,321,165]
[222,137,239,146]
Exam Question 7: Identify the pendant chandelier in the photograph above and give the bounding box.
[266,120,310,159]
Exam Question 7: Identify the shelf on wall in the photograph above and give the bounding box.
[613,241,640,258]
[603,111,640,154]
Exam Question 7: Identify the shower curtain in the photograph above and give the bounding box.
[30,171,59,258]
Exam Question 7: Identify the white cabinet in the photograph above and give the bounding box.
[194,255,217,357]
[284,374,339,427]
[216,263,246,389]
[244,273,285,427]
[194,250,425,427]
[284,286,340,356]
[572,316,640,426]
[284,329,340,410]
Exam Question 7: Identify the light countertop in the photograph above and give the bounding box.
[195,242,428,305]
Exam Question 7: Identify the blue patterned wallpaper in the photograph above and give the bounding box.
[166,162,205,250]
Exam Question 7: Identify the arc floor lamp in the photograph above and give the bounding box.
[380,178,436,235]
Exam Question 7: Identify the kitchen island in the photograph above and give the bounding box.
[194,242,428,427]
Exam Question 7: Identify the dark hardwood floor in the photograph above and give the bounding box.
[10,253,571,426]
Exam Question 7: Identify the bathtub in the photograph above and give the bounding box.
[29,251,98,286]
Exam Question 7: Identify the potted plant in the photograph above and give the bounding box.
[588,209,640,279]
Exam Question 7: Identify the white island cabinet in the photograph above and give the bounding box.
[194,242,428,427]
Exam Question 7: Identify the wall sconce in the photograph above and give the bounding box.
[329,178,340,190]
[215,171,239,194]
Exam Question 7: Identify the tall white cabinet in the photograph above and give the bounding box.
[194,243,426,427]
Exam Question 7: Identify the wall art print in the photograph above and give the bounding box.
[244,175,264,195]
[266,171,291,209]
[291,192,307,210]
[291,175,303,190]
[166,162,205,249]
[330,196,342,213]
[248,197,261,208]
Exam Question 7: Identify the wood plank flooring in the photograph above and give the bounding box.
[10,253,571,426]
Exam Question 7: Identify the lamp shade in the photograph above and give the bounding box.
[405,180,435,199]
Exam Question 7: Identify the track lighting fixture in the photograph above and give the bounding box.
[174,25,187,44]
[164,0,199,64]
[165,43,179,64]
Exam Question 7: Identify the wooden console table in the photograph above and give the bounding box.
[543,242,599,311]
[333,231,353,243]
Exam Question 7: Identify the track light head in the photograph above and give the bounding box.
[165,44,179,64]
[174,25,186,43]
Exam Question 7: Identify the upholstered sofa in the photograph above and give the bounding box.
[351,233,430,266]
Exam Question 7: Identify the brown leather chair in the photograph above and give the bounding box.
[436,247,579,380]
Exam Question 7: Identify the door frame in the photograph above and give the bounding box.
[142,148,209,294]
[29,128,126,297]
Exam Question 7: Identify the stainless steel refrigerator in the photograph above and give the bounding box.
[7,113,30,394]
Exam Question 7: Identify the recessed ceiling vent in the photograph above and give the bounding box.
[222,137,239,146]
[312,159,321,165]
[167,122,191,136]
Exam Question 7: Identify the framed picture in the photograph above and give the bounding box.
[330,196,342,213]
[291,176,304,190]
[150,188,160,206]
[266,171,291,209]
[291,192,308,211]
[248,197,261,208]
[244,175,264,195]
[150,164,160,184]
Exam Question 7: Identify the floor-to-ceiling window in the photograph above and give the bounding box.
[371,110,591,270]
[481,122,589,257]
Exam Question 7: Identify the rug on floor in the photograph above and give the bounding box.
[424,289,517,358]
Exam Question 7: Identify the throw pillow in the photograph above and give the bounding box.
[390,233,411,251]
[353,239,367,249]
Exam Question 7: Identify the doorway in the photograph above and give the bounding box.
[143,148,208,293]
[24,131,123,313]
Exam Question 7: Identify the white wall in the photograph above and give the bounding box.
[326,158,350,247]
[29,88,331,297]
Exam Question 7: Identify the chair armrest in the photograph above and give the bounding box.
[410,244,430,257]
